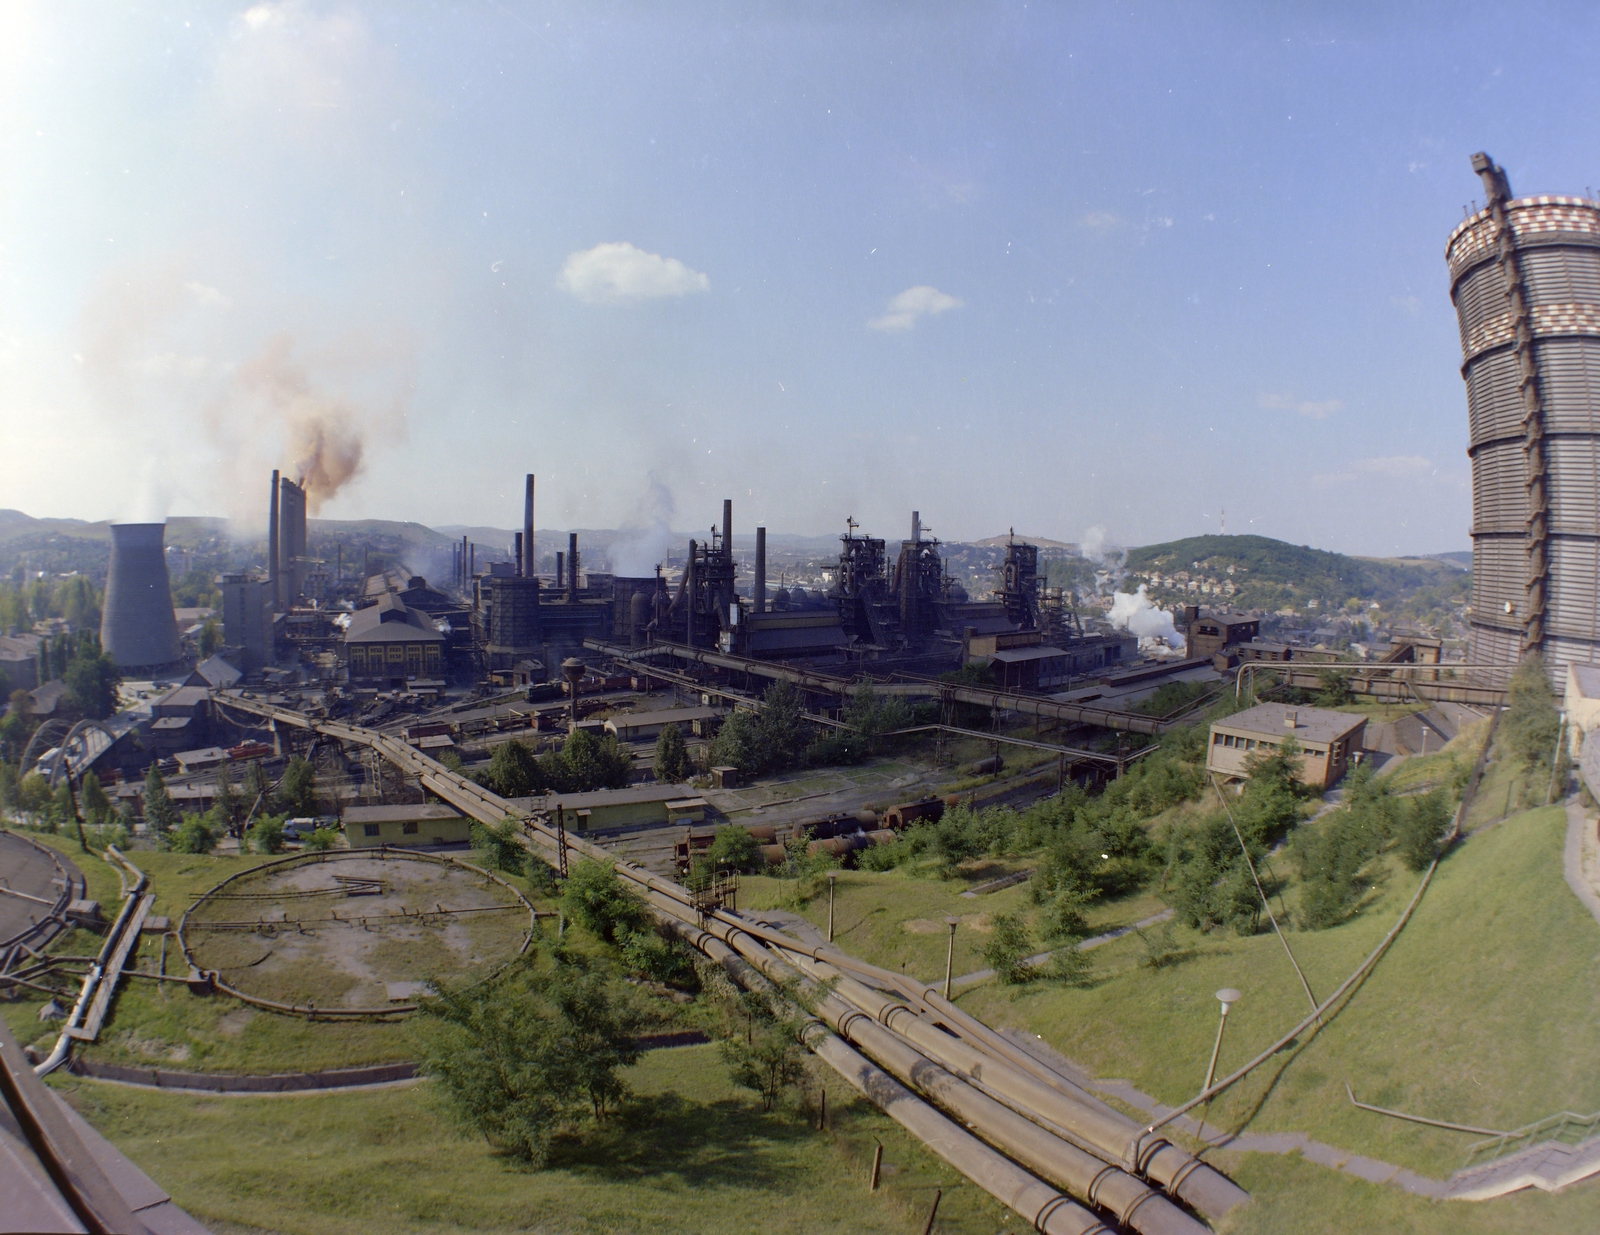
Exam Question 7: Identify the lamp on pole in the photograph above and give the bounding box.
[943,917,960,1000]
[827,871,839,943]
[1203,988,1242,1095]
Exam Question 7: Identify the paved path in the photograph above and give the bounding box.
[1563,798,1600,928]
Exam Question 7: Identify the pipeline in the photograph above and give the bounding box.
[209,690,1246,1230]
[35,847,147,1078]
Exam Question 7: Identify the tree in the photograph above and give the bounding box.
[472,817,528,877]
[555,729,631,793]
[277,756,317,817]
[241,761,270,819]
[47,782,75,833]
[721,998,810,1112]
[0,761,17,813]
[416,948,643,1165]
[1395,788,1452,872]
[143,764,177,833]
[16,772,51,823]
[480,739,545,798]
[80,771,112,825]
[652,722,691,784]
[197,620,221,657]
[706,710,760,777]
[1502,657,1565,793]
[63,648,120,720]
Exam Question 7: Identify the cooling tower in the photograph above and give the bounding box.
[1447,153,1600,681]
[101,522,181,671]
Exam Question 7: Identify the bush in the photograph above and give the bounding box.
[560,859,654,943]
[479,739,545,797]
[249,814,286,854]
[168,814,216,854]
[277,756,318,817]
[704,825,762,874]
[301,826,341,852]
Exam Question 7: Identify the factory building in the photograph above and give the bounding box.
[0,632,43,692]
[344,594,445,683]
[100,523,182,672]
[1449,153,1600,681]
[269,471,309,611]
[219,574,274,674]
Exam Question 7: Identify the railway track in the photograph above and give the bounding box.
[212,689,1247,1234]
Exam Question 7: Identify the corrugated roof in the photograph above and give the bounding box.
[1213,702,1366,745]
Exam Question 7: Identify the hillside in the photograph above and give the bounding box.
[1124,534,1469,613]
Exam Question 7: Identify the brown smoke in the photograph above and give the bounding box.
[233,334,368,514]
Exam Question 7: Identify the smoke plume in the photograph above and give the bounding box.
[1109,585,1186,651]
[232,334,367,513]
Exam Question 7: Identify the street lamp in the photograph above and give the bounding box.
[943,917,960,1000]
[1203,988,1241,1095]
[827,871,839,943]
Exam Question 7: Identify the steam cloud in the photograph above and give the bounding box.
[1109,584,1186,651]
[610,473,676,576]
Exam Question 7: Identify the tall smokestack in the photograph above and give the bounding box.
[469,543,475,578]
[556,551,565,589]
[461,535,468,588]
[568,532,579,601]
[686,539,696,647]
[722,498,733,562]
[755,526,767,614]
[911,510,921,544]
[268,469,280,608]
[514,532,524,577]
[523,474,535,578]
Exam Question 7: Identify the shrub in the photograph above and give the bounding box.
[249,814,286,854]
[277,756,318,817]
[560,859,653,944]
[301,826,340,852]
[479,739,545,798]
[983,912,1035,985]
[705,825,762,874]
[168,814,216,854]
[472,817,528,876]
[1395,788,1452,872]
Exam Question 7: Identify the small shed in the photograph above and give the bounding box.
[342,803,473,848]
[1206,702,1365,790]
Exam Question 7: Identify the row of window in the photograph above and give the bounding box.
[348,643,442,677]
[362,822,420,836]
[1211,732,1333,759]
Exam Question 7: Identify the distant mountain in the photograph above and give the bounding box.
[1124,534,1467,607]
[972,533,1080,551]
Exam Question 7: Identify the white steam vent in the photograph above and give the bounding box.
[1108,585,1186,652]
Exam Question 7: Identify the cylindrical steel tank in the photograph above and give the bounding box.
[101,523,181,670]
[1448,154,1600,679]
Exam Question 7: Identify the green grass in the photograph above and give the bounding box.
[958,802,1600,1209]
[3,835,555,1074]
[54,1043,1012,1235]
[1217,1151,1600,1233]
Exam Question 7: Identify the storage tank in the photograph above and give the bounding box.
[1448,153,1600,680]
[101,522,181,671]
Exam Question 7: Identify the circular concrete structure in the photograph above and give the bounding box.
[100,522,181,671]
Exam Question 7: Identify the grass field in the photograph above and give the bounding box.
[55,1043,1011,1235]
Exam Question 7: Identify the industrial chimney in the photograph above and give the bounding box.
[523,474,536,578]
[101,523,181,671]
[754,525,767,614]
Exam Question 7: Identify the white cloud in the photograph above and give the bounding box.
[1080,211,1120,231]
[559,242,709,305]
[1355,455,1433,478]
[184,281,230,307]
[868,285,963,332]
[1258,391,1344,419]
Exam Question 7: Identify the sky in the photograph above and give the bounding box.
[4,2,1600,556]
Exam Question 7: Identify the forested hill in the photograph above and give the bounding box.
[1123,534,1466,610]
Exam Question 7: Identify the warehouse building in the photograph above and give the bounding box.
[344,594,445,683]
[342,803,473,848]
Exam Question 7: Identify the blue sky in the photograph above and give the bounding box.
[4,2,1600,555]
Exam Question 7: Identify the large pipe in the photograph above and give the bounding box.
[755,525,767,614]
[523,473,535,578]
[268,469,280,605]
[209,693,1248,1230]
[569,531,579,601]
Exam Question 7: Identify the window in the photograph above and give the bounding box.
[1213,732,1223,744]
[363,824,379,837]
[402,821,419,835]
